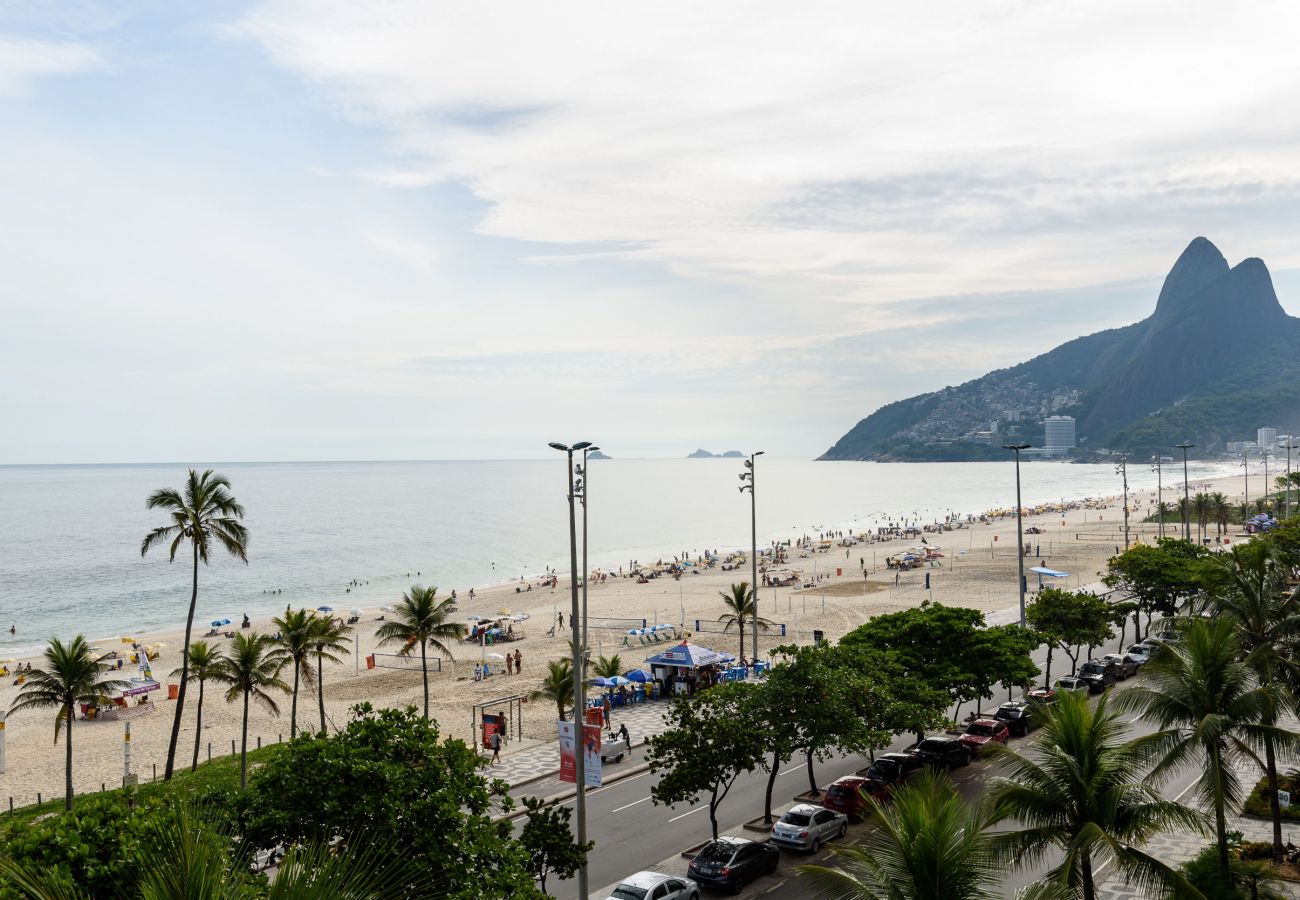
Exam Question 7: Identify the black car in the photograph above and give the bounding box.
[863,752,924,786]
[1076,660,1117,693]
[687,836,779,893]
[993,701,1039,737]
[909,737,971,770]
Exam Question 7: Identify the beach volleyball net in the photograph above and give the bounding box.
[586,617,647,632]
[370,652,442,672]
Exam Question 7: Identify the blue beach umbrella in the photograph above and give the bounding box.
[590,676,615,688]
[317,606,334,613]
[623,669,653,683]
[608,675,633,686]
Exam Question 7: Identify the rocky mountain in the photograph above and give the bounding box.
[687,449,746,459]
[820,238,1300,461]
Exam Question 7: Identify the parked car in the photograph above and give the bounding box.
[1053,676,1090,695]
[1026,687,1058,705]
[605,871,700,900]
[1076,660,1117,693]
[1100,653,1139,679]
[770,803,848,853]
[993,701,1040,737]
[864,752,924,786]
[686,837,777,894]
[823,775,888,819]
[957,718,1010,756]
[909,736,971,770]
[1125,643,1155,666]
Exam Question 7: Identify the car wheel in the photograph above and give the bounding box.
[838,822,848,838]
[810,838,821,854]
[730,875,745,895]
[961,752,972,767]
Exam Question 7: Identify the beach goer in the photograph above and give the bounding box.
[558,611,564,629]
[7,625,12,635]
[490,729,502,764]
[618,722,630,753]
[514,649,522,672]
[505,654,513,675]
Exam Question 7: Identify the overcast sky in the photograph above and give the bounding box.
[4,1,1300,464]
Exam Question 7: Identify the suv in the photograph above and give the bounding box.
[770,804,848,852]
[864,752,924,786]
[1077,660,1117,693]
[1100,653,1139,679]
[604,871,700,900]
[909,736,971,770]
[686,837,777,893]
[823,775,888,820]
[957,718,1010,757]
[1054,676,1089,695]
[993,701,1039,737]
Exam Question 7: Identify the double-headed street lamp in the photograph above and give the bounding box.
[1114,453,1130,550]
[575,445,601,669]
[1003,443,1030,628]
[738,451,764,660]
[1239,450,1251,508]
[1175,442,1194,542]
[548,439,592,900]
[1150,454,1164,539]
[1286,439,1298,518]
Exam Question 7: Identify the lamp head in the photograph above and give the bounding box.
[573,441,592,451]
[754,450,765,457]
[1003,443,1031,451]
[548,442,569,452]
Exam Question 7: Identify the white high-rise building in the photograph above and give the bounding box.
[1044,415,1076,453]
[1258,426,1278,450]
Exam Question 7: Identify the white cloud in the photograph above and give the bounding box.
[0,35,100,95]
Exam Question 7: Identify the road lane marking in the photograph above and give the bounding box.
[612,795,652,813]
[669,806,708,822]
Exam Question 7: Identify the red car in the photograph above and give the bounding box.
[822,776,889,819]
[957,718,1010,756]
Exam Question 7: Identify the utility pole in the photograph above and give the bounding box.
[1176,442,1195,542]
[1151,454,1164,539]
[1115,454,1130,549]
[1004,443,1030,627]
[739,452,764,660]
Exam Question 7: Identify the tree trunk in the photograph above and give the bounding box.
[240,689,250,792]
[165,541,200,781]
[764,753,781,824]
[557,698,566,722]
[290,661,299,739]
[1044,645,1053,687]
[805,748,818,796]
[420,641,430,719]
[1065,647,1080,676]
[1212,745,1230,877]
[709,784,720,840]
[64,703,73,811]
[739,615,745,666]
[1117,617,1127,653]
[1266,734,1283,862]
[1081,848,1095,900]
[317,652,326,733]
[191,678,203,772]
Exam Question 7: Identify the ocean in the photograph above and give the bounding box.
[0,457,1232,655]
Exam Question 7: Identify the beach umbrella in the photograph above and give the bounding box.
[350,608,363,618]
[623,669,653,683]
[590,677,615,688]
[210,620,225,627]
[317,606,334,613]
[498,607,512,616]
[607,675,633,687]
[485,652,505,661]
[121,636,137,644]
[626,629,640,636]
[467,614,483,622]
[656,623,674,630]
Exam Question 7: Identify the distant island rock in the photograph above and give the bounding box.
[586,449,611,460]
[687,449,746,458]
[820,237,1300,461]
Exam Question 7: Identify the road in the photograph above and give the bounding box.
[518,648,1202,899]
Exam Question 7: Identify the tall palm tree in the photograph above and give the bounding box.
[987,691,1205,900]
[797,769,1005,900]
[10,637,128,810]
[1196,541,1300,862]
[141,469,248,781]
[592,654,623,680]
[1192,492,1211,543]
[1210,492,1231,537]
[169,640,225,773]
[269,609,316,739]
[374,585,464,719]
[210,632,288,791]
[718,582,773,662]
[310,617,351,734]
[530,659,578,722]
[1118,618,1296,879]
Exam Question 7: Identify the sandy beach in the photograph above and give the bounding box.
[0,470,1256,806]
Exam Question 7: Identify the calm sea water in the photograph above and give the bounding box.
[0,458,1231,655]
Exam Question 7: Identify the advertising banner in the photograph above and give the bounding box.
[558,719,603,787]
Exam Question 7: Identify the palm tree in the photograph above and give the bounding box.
[10,637,128,810]
[718,582,773,662]
[797,769,1005,900]
[530,659,578,722]
[1193,492,1211,543]
[987,691,1205,900]
[1210,492,1231,537]
[1117,618,1296,879]
[210,632,288,791]
[374,585,464,719]
[592,653,623,680]
[310,617,351,734]
[269,609,316,739]
[1197,541,1300,862]
[169,640,225,773]
[141,469,248,781]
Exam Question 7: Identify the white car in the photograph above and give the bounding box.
[604,871,700,900]
[770,803,848,852]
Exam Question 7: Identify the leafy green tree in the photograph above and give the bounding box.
[310,616,351,734]
[243,703,539,899]
[529,659,578,722]
[797,769,1006,900]
[140,469,249,781]
[374,585,464,719]
[10,636,128,810]
[1026,588,1114,682]
[591,653,623,679]
[209,632,288,791]
[717,581,773,662]
[1118,618,1297,880]
[169,640,225,773]
[648,681,765,839]
[518,796,593,894]
[987,691,1205,900]
[269,609,316,740]
[1109,599,1140,655]
[1103,539,1206,639]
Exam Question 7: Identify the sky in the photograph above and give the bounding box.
[5,1,1300,463]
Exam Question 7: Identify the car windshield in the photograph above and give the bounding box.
[826,786,851,798]
[782,812,812,826]
[965,723,995,736]
[696,843,736,863]
[610,887,648,900]
[916,740,949,752]
[1080,663,1103,674]
[870,759,898,774]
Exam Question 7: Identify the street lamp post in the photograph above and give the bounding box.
[1151,455,1164,539]
[739,451,764,660]
[1176,442,1194,542]
[1115,454,1130,550]
[1287,440,1297,518]
[548,439,592,900]
[1004,443,1030,627]
[576,445,601,671]
[1263,448,1270,513]
[1239,450,1250,508]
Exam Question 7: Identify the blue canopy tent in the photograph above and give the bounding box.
[1029,565,1070,591]
[644,641,729,697]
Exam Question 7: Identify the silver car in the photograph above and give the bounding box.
[770,803,848,852]
[1100,652,1139,679]
[603,871,699,900]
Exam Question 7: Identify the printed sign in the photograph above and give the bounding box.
[1280,790,1291,809]
[558,720,602,787]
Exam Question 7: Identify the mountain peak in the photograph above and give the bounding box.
[1153,236,1229,318]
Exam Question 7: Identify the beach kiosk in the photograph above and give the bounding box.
[644,640,729,698]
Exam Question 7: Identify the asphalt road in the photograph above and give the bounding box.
[519,640,1204,900]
